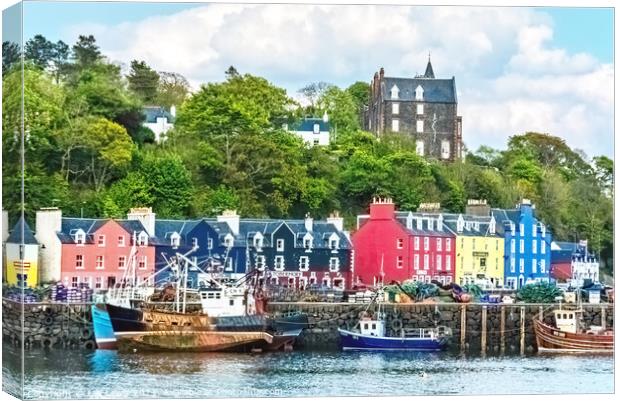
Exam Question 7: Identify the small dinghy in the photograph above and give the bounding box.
[338,290,451,351]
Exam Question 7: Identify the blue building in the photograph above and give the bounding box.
[127,209,352,289]
[492,200,553,289]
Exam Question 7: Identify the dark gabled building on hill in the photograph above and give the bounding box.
[364,58,463,161]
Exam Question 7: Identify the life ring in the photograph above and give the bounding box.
[391,318,403,331]
[41,336,56,349]
[43,316,54,326]
[43,326,53,336]
[82,340,96,350]
[81,328,93,340]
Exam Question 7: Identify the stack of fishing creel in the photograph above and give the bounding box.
[5,287,39,303]
[51,282,68,302]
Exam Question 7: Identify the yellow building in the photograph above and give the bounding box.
[5,217,40,288]
[446,214,505,288]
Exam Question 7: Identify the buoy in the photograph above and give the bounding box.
[391,318,403,331]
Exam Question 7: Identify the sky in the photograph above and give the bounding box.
[3,1,615,158]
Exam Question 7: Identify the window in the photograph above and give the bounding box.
[396,256,403,269]
[540,259,546,273]
[329,257,339,272]
[519,239,524,253]
[397,238,404,249]
[472,238,476,249]
[254,236,263,248]
[299,256,309,271]
[304,237,312,250]
[224,235,233,248]
[72,277,79,288]
[532,259,537,273]
[423,237,429,251]
[414,237,420,250]
[276,239,284,251]
[390,84,399,99]
[416,120,424,133]
[446,256,451,271]
[496,240,499,251]
[75,231,85,245]
[415,85,424,100]
[192,237,198,248]
[171,234,180,247]
[510,257,515,273]
[392,119,399,132]
[533,225,537,237]
[329,238,339,250]
[118,236,125,247]
[417,104,424,115]
[313,139,320,146]
[256,255,266,270]
[225,257,233,271]
[541,241,546,254]
[532,240,537,254]
[436,238,442,251]
[436,255,442,270]
[208,238,213,249]
[96,256,104,270]
[424,254,429,270]
[480,258,486,267]
[446,238,451,252]
[414,255,420,270]
[118,256,126,270]
[138,232,148,246]
[274,256,285,271]
[519,258,524,273]
[511,239,515,253]
[416,140,424,156]
[440,140,450,159]
[75,255,84,269]
[95,277,102,289]
[97,235,105,247]
[520,224,524,235]
[313,123,320,134]
[392,103,399,115]
[139,256,147,270]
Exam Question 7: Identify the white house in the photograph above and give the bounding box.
[287,113,330,146]
[143,105,176,143]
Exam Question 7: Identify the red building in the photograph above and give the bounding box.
[58,218,156,290]
[352,198,456,287]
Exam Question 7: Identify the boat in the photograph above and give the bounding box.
[533,306,613,354]
[105,248,308,352]
[338,290,451,351]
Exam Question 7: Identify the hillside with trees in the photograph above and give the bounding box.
[2,34,614,272]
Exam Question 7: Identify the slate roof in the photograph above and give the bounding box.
[289,118,330,132]
[423,59,435,78]
[143,106,175,124]
[382,76,456,103]
[6,217,39,245]
[153,219,201,245]
[58,218,151,244]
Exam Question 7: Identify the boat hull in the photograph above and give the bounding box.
[533,319,614,354]
[116,330,274,352]
[91,304,117,350]
[338,329,448,351]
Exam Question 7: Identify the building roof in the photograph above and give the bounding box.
[382,76,456,103]
[57,218,152,244]
[6,217,38,245]
[423,59,435,79]
[289,118,330,133]
[143,106,175,124]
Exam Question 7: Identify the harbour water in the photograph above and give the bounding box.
[2,346,614,399]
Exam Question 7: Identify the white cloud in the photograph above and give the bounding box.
[63,4,613,158]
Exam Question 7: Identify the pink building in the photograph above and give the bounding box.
[58,218,155,290]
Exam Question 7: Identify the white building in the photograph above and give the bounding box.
[143,105,175,143]
[287,113,330,146]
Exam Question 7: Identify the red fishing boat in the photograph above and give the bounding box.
[533,307,613,354]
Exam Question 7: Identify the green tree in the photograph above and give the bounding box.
[24,34,54,69]
[156,71,190,109]
[317,86,360,135]
[127,60,160,103]
[2,41,21,75]
[346,81,370,112]
[72,35,102,68]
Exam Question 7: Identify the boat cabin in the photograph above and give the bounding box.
[199,286,251,317]
[360,317,386,337]
[553,309,581,334]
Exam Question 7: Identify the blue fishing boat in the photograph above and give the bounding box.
[91,303,116,350]
[338,291,451,351]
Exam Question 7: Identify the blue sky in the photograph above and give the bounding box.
[2,2,615,158]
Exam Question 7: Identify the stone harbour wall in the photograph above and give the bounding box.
[2,299,96,350]
[268,302,615,354]
[2,299,614,353]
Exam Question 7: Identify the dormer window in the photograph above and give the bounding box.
[74,229,85,245]
[390,84,399,99]
[329,234,340,251]
[192,237,199,249]
[254,233,263,249]
[303,233,313,251]
[276,239,284,251]
[224,234,234,248]
[415,85,424,101]
[457,216,465,233]
[138,232,148,247]
[170,232,180,248]
[313,124,320,134]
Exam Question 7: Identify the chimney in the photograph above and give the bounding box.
[2,210,8,242]
[369,197,395,220]
[519,199,533,217]
[217,210,240,235]
[323,111,329,123]
[304,214,313,232]
[465,199,490,216]
[35,207,63,282]
[127,207,156,237]
[417,202,441,213]
[327,211,344,231]
[379,67,385,80]
[170,105,176,118]
[437,214,444,231]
